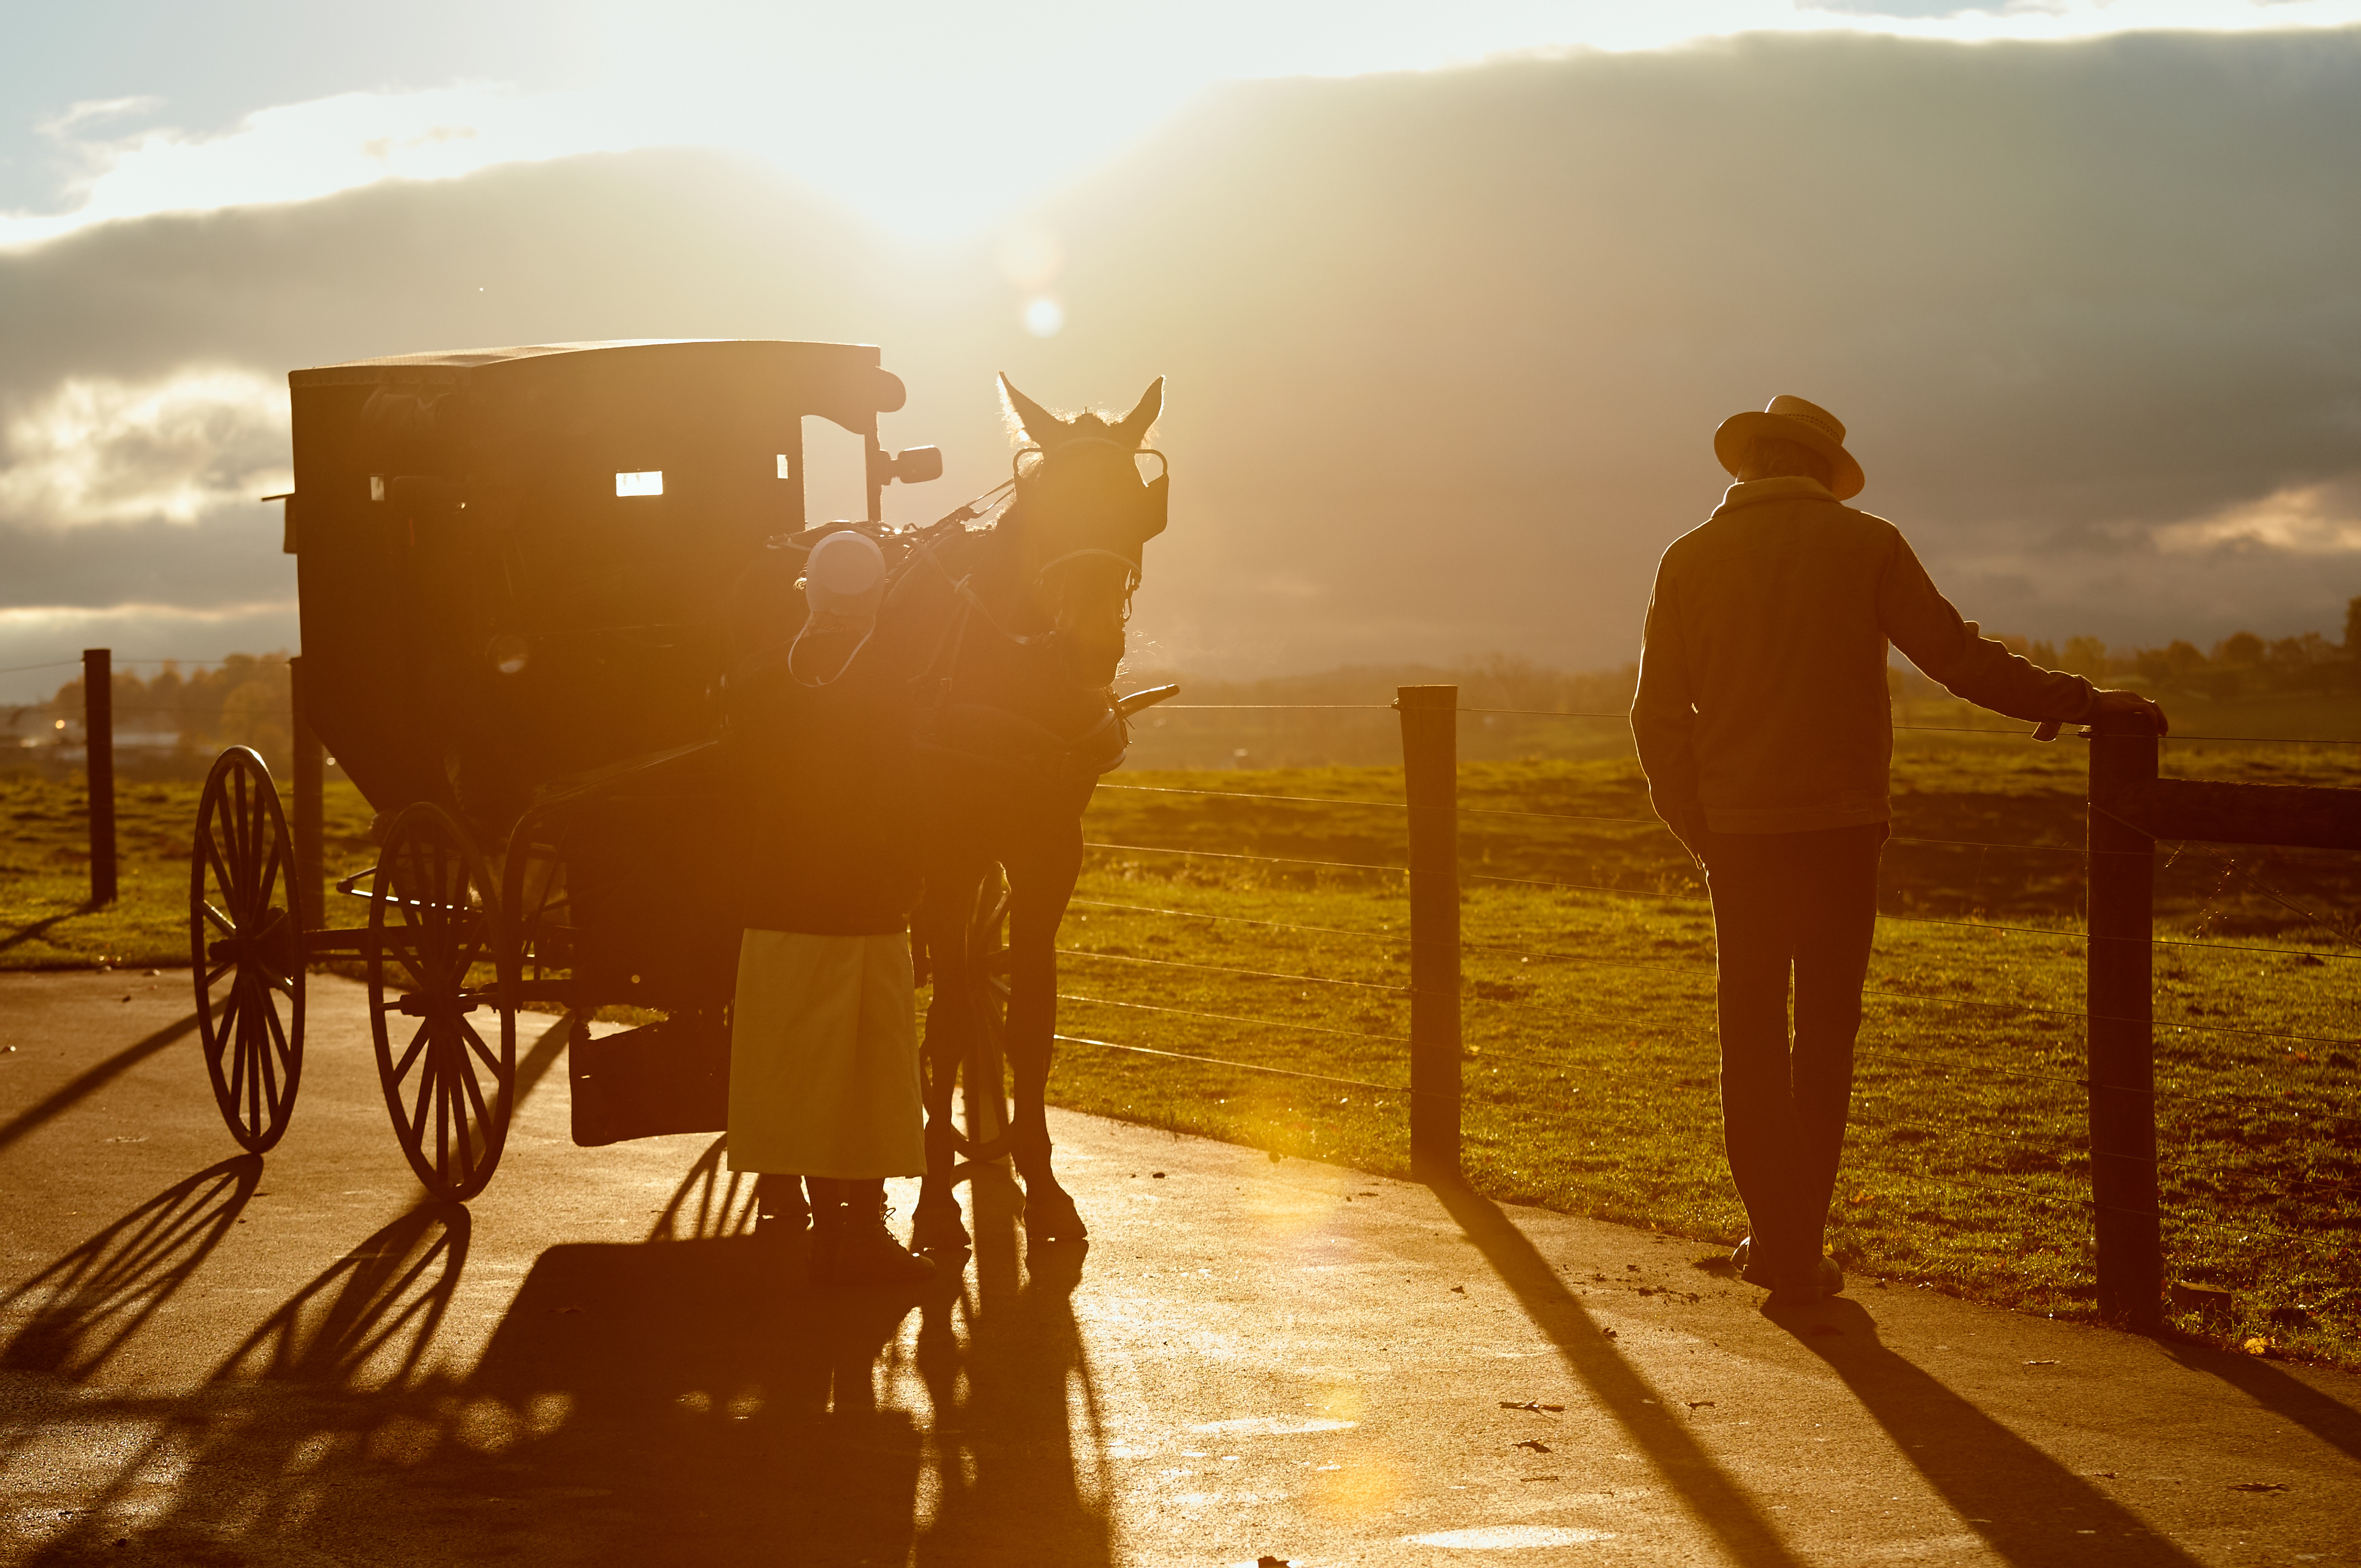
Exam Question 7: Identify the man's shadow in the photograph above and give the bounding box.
[1773,1297,2204,1567]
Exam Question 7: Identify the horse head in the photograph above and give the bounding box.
[998,373,1167,690]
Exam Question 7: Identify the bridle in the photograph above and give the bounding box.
[904,438,1165,693]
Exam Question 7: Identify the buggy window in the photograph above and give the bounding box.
[802,415,867,526]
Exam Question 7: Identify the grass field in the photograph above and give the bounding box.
[5,734,2358,1367]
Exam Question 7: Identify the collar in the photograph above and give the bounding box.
[1712,475,1838,516]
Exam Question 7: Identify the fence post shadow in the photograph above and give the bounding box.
[1428,1180,1809,1568]
[2158,1336,2361,1466]
[0,1011,201,1155]
[1774,1297,2204,1568]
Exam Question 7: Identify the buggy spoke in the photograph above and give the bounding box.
[394,1018,433,1081]
[226,998,249,1104]
[257,838,283,912]
[433,1048,451,1180]
[458,1019,501,1075]
[257,1009,281,1112]
[203,837,239,917]
[409,1038,439,1145]
[264,1001,293,1069]
[204,957,235,988]
[455,1066,487,1175]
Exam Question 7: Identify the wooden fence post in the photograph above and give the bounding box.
[83,648,116,906]
[289,655,325,931]
[2087,711,2162,1330]
[1398,684,1461,1179]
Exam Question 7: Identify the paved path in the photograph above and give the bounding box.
[1,968,2355,1566]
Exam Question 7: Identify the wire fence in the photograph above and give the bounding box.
[1058,698,2358,1341]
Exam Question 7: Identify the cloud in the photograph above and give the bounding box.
[0,367,290,527]
[2157,480,2361,556]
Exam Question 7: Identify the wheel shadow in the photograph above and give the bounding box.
[14,1200,472,1565]
[9,1141,1114,1566]
[0,1154,260,1382]
[1772,1295,2205,1567]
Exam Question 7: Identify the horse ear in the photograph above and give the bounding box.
[999,374,1062,446]
[1113,377,1164,449]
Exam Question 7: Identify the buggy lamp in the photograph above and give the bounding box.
[868,445,944,487]
[487,634,531,676]
[616,470,663,497]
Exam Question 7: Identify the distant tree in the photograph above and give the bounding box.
[2061,636,2109,680]
[2212,630,2265,667]
[2346,594,2360,655]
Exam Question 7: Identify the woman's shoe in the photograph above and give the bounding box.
[824,1199,938,1289]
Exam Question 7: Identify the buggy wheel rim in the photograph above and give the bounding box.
[189,747,304,1153]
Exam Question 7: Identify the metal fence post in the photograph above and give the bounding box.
[83,648,116,906]
[289,655,325,931]
[1398,684,1461,1179]
[2087,711,2162,1330]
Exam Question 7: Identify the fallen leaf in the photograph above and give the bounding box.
[2229,1482,2287,1494]
[2243,1336,2272,1355]
[1451,1284,1467,1295]
[1513,1440,1552,1453]
[1518,1475,1560,1483]
[2023,1359,2060,1366]
[1256,1557,1291,1567]
[1602,1328,1618,1339]
[1152,1172,1166,1179]
[2090,1472,2118,1479]
[1684,1401,1716,1410]
[1497,1401,1566,1413]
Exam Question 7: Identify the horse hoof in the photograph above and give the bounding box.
[912,1200,971,1253]
[1022,1190,1087,1244]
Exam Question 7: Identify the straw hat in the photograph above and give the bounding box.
[1713,394,1865,500]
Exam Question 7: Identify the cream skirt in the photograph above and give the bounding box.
[727,929,926,1179]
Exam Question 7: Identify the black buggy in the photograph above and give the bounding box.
[187,339,953,1199]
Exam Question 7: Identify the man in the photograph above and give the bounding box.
[1630,395,2165,1305]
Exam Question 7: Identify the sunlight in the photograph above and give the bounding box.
[8,0,2361,247]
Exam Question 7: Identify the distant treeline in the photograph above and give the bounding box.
[1990,596,2360,700]
[14,654,292,773]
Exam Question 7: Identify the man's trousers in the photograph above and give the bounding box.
[1700,822,1888,1286]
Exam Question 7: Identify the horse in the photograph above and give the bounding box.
[877,373,1170,1250]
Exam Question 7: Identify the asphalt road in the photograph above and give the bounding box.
[2,967,2357,1566]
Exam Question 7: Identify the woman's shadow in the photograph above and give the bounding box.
[1771,1296,2204,1568]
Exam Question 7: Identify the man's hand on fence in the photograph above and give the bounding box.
[2034,689,2170,743]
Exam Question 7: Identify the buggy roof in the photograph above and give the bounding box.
[287,338,887,389]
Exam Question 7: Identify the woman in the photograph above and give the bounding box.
[726,529,935,1287]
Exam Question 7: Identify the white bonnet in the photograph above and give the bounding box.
[804,530,886,617]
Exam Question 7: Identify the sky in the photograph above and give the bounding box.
[4,1,2361,696]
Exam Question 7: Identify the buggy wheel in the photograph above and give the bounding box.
[189,747,304,1152]
[953,864,1015,1163]
[499,810,571,1015]
[367,803,514,1201]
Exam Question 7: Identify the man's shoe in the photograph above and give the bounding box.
[1732,1237,1777,1288]
[1816,1255,1846,1297]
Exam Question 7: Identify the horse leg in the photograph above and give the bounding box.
[913,864,982,1251]
[1005,829,1086,1243]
